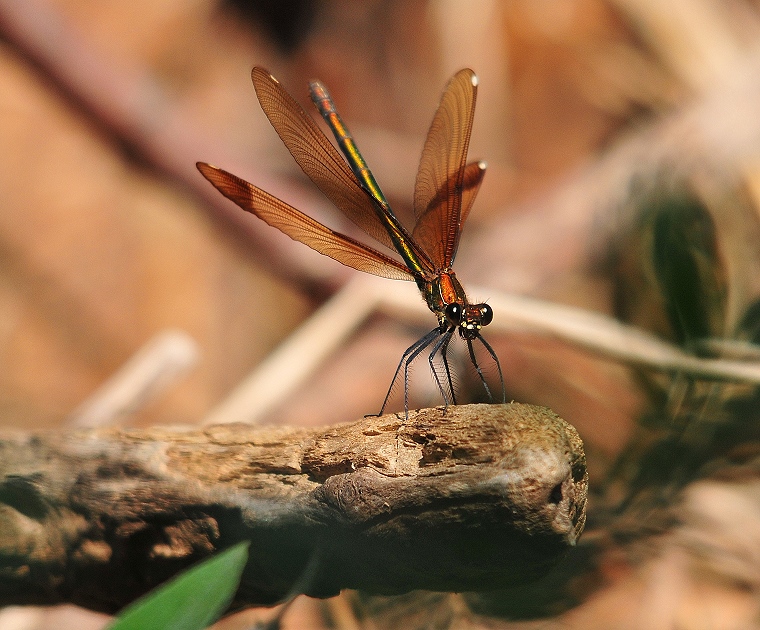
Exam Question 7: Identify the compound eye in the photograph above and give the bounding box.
[479,304,493,326]
[445,303,462,324]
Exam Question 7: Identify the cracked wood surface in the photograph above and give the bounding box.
[0,403,587,613]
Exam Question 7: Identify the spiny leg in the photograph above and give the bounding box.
[403,328,444,415]
[440,330,457,406]
[477,334,507,403]
[466,337,494,402]
[428,327,456,408]
[437,328,458,406]
[376,329,438,416]
[375,327,440,416]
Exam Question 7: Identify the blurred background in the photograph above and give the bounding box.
[2,0,760,628]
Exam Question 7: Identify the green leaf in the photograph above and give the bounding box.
[107,542,250,630]
[738,298,760,343]
[650,193,727,350]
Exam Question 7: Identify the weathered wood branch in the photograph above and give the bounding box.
[0,403,587,614]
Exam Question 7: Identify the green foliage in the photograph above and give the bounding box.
[610,184,729,352]
[602,183,735,519]
[737,297,760,343]
[649,192,727,349]
[106,542,250,630]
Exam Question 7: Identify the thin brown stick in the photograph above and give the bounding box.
[0,403,586,614]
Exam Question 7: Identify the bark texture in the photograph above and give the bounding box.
[0,403,587,613]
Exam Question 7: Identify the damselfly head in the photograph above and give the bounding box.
[445,302,494,339]
[461,303,493,340]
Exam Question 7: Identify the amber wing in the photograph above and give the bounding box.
[251,67,397,252]
[196,162,414,281]
[412,69,478,271]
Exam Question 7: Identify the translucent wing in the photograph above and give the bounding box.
[251,67,396,252]
[412,69,478,270]
[458,160,486,228]
[197,163,414,281]
[412,160,485,263]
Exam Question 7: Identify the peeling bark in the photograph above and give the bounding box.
[0,403,587,613]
